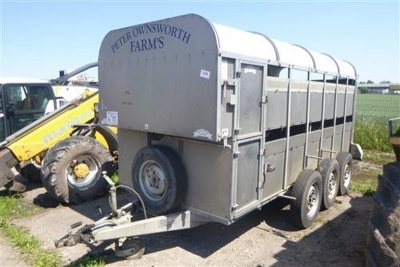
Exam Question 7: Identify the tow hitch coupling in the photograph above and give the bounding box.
[54,222,94,248]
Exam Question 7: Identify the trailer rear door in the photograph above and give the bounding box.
[233,63,266,218]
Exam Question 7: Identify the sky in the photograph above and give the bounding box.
[1,0,399,83]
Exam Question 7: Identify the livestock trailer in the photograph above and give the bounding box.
[57,14,362,256]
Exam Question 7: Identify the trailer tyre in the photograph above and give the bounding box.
[41,136,113,204]
[336,152,354,196]
[290,169,322,229]
[132,145,186,215]
[318,158,340,210]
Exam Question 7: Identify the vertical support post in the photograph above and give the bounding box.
[230,60,241,216]
[319,73,327,158]
[258,64,267,200]
[283,66,292,188]
[351,78,358,144]
[331,75,339,154]
[341,78,349,151]
[304,70,311,169]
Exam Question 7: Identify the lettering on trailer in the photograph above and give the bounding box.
[111,23,191,53]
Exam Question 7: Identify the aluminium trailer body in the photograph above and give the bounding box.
[58,13,362,253]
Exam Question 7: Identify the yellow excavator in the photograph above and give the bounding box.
[0,62,117,204]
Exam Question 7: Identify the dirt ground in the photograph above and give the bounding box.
[3,161,376,267]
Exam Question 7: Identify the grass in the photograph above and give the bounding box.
[0,220,61,267]
[362,150,396,165]
[351,92,398,195]
[0,195,62,267]
[66,255,106,267]
[354,93,399,152]
[0,194,106,267]
[356,94,400,119]
[353,118,393,152]
[351,150,396,196]
[351,179,379,197]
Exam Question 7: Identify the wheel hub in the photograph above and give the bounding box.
[73,163,90,178]
[140,161,167,200]
[307,185,319,216]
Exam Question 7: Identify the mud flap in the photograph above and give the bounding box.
[350,143,363,161]
[94,125,118,154]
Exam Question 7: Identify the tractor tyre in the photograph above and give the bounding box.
[41,136,113,204]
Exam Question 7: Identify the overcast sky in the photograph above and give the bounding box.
[1,0,399,83]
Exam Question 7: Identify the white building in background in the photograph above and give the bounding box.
[358,83,400,94]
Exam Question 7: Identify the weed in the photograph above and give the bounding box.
[0,195,107,267]
[362,150,396,165]
[351,180,376,196]
[354,118,393,152]
[0,194,36,219]
[0,195,62,267]
[67,254,106,267]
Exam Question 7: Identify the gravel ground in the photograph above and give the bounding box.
[3,175,372,267]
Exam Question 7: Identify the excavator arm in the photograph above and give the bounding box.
[50,62,98,86]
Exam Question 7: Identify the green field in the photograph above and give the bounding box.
[354,93,400,152]
[356,94,400,119]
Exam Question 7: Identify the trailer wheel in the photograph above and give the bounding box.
[132,145,186,215]
[336,152,354,196]
[41,136,113,204]
[290,169,322,229]
[318,158,340,210]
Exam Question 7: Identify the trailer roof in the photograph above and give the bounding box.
[99,14,357,79]
[212,21,357,78]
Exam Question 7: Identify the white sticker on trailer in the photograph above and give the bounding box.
[200,69,211,79]
[193,129,212,139]
[106,111,118,125]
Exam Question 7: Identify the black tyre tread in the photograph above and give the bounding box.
[41,136,113,204]
[132,145,186,215]
[21,163,41,182]
[336,152,354,196]
[318,158,340,210]
[158,146,187,210]
[290,169,322,229]
[366,162,400,267]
